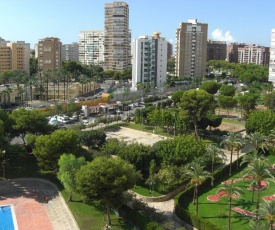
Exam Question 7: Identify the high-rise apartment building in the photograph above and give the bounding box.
[175,19,208,79]
[37,37,62,72]
[227,43,244,63]
[0,40,30,75]
[227,43,269,66]
[132,33,167,90]
[62,42,79,62]
[238,44,270,66]
[207,40,227,61]
[104,2,131,71]
[79,30,104,66]
[269,29,275,85]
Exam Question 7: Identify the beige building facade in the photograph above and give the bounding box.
[175,19,208,79]
[104,2,131,71]
[0,40,30,75]
[37,37,62,72]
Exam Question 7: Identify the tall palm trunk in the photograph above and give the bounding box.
[228,197,232,230]
[57,80,60,101]
[211,159,215,186]
[229,147,233,176]
[63,77,66,101]
[236,150,240,171]
[193,187,196,204]
[53,84,56,101]
[195,184,199,215]
[256,181,261,218]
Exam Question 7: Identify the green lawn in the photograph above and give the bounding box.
[133,181,164,197]
[184,155,275,230]
[3,151,133,230]
[223,118,245,125]
[62,190,132,230]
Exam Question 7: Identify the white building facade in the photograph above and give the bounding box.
[269,29,275,85]
[62,42,79,62]
[132,33,167,90]
[79,30,104,66]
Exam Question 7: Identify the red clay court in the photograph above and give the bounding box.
[0,197,53,230]
[0,178,79,230]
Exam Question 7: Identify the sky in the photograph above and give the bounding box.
[0,0,274,49]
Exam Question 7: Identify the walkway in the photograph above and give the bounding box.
[0,178,79,230]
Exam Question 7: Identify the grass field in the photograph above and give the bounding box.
[62,190,132,230]
[4,152,133,230]
[185,154,275,230]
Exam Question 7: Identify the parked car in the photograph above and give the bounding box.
[116,109,123,114]
[70,115,78,121]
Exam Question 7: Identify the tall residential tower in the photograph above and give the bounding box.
[0,40,30,75]
[79,30,104,65]
[132,33,167,90]
[104,2,131,71]
[62,42,79,62]
[175,19,208,79]
[269,29,275,85]
[37,37,62,72]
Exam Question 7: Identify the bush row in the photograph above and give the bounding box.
[119,205,164,230]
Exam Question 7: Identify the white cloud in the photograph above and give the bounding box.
[211,29,235,43]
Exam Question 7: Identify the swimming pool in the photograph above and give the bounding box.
[0,205,18,230]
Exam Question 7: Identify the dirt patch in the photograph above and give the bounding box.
[217,122,245,133]
[105,127,168,146]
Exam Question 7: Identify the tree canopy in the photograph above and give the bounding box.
[78,130,107,149]
[57,154,86,202]
[245,110,275,135]
[178,89,215,139]
[219,85,236,97]
[153,134,207,166]
[199,81,221,95]
[32,129,80,170]
[76,157,138,225]
[10,108,51,144]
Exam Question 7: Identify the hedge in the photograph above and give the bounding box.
[119,205,164,230]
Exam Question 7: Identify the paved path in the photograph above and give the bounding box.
[0,178,79,230]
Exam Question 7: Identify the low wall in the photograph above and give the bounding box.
[135,183,187,202]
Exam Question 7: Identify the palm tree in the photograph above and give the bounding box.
[241,150,266,203]
[221,132,242,176]
[216,182,244,230]
[5,86,12,106]
[43,70,51,101]
[235,137,245,171]
[79,74,88,96]
[242,159,270,218]
[185,159,212,215]
[205,144,226,186]
[259,200,275,230]
[249,218,268,230]
[245,132,269,153]
[241,150,266,166]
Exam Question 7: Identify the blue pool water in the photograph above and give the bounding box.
[0,205,15,230]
